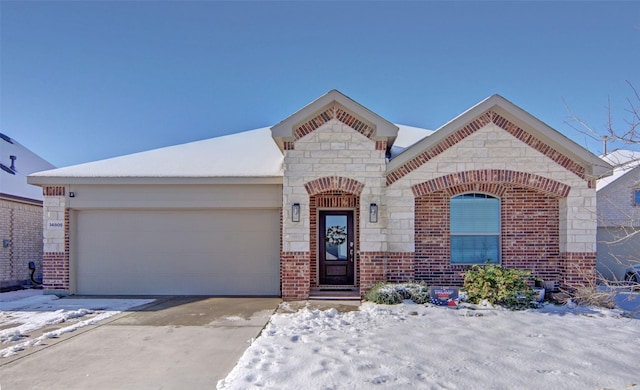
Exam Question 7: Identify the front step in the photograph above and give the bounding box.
[309,287,361,301]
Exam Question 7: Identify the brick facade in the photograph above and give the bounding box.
[36,92,601,298]
[276,96,599,299]
[414,182,564,286]
[0,198,44,289]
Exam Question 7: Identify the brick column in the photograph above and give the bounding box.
[280,252,310,300]
[42,186,69,294]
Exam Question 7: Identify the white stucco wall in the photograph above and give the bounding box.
[387,123,596,253]
[282,119,387,253]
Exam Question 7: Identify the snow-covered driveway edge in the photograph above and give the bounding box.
[1,290,154,359]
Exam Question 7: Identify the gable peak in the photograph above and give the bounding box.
[271,90,398,151]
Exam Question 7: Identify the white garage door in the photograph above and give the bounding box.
[75,209,280,295]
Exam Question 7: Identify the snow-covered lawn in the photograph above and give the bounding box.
[3,289,638,389]
[0,290,153,358]
[219,296,640,389]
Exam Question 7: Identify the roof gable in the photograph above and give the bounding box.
[271,90,399,151]
[386,94,613,186]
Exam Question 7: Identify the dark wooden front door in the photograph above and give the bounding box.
[319,210,354,285]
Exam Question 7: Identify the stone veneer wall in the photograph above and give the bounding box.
[0,198,44,288]
[41,186,69,293]
[281,117,388,300]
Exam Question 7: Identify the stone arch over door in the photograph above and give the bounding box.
[306,176,363,286]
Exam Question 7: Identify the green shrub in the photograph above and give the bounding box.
[365,282,430,304]
[462,264,535,310]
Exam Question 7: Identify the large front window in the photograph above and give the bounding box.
[450,193,500,264]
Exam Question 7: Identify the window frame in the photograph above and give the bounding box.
[449,192,501,265]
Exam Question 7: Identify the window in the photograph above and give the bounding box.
[450,193,500,264]
[635,189,640,206]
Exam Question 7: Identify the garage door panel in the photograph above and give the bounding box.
[76,209,280,295]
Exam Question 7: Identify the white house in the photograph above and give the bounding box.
[28,91,612,299]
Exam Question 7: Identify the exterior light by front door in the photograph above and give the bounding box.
[369,203,378,223]
[292,203,300,222]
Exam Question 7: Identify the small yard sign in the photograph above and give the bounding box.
[430,286,459,307]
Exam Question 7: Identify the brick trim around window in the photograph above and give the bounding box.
[412,169,571,198]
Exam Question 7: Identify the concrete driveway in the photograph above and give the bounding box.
[1,296,281,390]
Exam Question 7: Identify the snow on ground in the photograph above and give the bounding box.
[219,298,640,390]
[0,289,153,358]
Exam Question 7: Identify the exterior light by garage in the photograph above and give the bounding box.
[369,203,378,223]
[292,203,300,222]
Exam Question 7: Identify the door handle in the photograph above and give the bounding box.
[349,242,354,262]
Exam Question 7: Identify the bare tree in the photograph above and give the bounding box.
[564,80,640,154]
[564,80,640,312]
[565,82,640,293]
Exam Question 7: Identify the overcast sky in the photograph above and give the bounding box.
[2,1,639,168]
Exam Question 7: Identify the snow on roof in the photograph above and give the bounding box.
[29,125,434,182]
[30,127,284,180]
[0,133,55,201]
[389,125,434,159]
[597,149,640,191]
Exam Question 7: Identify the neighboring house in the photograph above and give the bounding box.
[27,91,613,299]
[1,133,55,290]
[596,149,640,281]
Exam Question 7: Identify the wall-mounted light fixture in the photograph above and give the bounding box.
[3,239,10,248]
[69,192,76,198]
[369,203,378,223]
[292,203,300,222]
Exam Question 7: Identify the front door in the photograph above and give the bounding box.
[319,210,354,285]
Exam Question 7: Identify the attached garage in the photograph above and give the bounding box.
[74,208,280,295]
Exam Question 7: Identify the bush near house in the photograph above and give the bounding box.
[365,282,430,304]
[462,264,536,310]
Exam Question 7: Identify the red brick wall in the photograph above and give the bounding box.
[501,187,562,283]
[358,252,415,297]
[280,252,310,300]
[414,183,563,286]
[42,252,69,290]
[384,252,415,283]
[358,252,386,296]
[561,252,597,288]
[42,208,70,292]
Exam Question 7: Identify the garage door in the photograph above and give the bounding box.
[75,209,280,295]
